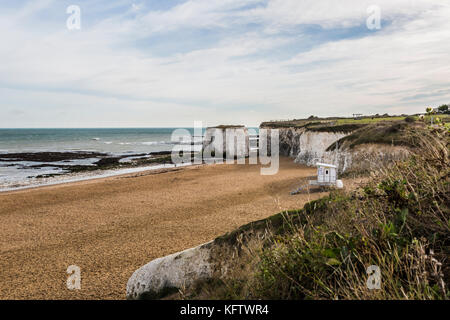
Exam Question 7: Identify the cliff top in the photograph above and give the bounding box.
[260,115,409,129]
[261,114,450,134]
[207,125,245,129]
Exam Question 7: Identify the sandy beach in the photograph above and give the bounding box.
[0,157,327,300]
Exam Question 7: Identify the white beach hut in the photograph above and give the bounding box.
[310,162,343,188]
[316,162,337,184]
[291,162,343,195]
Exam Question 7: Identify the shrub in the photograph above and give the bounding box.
[438,105,449,114]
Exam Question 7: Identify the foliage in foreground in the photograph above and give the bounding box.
[192,126,449,300]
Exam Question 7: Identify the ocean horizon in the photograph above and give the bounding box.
[0,127,259,154]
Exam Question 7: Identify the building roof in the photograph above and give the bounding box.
[315,162,337,168]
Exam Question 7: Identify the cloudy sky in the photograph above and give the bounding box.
[1,0,449,128]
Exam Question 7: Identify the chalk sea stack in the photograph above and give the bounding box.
[202,125,250,159]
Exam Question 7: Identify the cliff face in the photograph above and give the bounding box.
[337,144,411,173]
[278,127,304,157]
[266,127,349,171]
[294,130,349,167]
[266,127,410,173]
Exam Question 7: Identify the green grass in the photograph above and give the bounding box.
[261,115,409,132]
[306,123,367,133]
[326,121,425,151]
[335,116,406,124]
[261,114,450,130]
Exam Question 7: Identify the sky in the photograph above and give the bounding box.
[0,0,449,128]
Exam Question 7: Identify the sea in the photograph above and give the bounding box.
[0,128,258,191]
[0,128,205,154]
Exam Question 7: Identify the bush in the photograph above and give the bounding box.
[438,105,449,114]
[405,116,415,123]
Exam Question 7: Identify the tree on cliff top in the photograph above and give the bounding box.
[438,104,449,114]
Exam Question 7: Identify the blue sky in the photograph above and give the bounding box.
[0,0,449,127]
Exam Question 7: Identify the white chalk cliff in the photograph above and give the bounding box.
[127,242,213,299]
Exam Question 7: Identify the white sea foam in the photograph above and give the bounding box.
[0,162,193,192]
[118,155,153,163]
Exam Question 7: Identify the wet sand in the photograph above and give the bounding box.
[0,157,326,299]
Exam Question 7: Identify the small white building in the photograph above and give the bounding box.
[316,162,337,184]
[291,162,343,195]
[309,162,343,188]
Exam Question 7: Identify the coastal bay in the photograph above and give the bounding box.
[0,157,325,299]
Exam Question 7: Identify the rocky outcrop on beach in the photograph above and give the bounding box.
[0,151,106,162]
[127,242,214,299]
[202,125,249,159]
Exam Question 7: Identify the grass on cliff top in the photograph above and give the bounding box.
[306,123,367,133]
[208,125,245,129]
[260,115,409,132]
[325,121,442,151]
[184,125,449,300]
[336,116,406,124]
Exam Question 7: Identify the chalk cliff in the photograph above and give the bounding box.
[127,242,214,299]
[262,123,412,174]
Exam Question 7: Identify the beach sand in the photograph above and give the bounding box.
[0,157,328,299]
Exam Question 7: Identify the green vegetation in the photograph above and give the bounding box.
[186,124,449,300]
[260,115,408,132]
[306,123,367,133]
[335,116,407,125]
[326,121,430,151]
[210,125,245,129]
[405,116,416,123]
[438,104,449,114]
[261,107,450,134]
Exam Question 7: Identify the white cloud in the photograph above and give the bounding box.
[242,0,445,30]
[0,0,449,127]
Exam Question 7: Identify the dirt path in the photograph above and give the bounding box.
[0,157,326,299]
